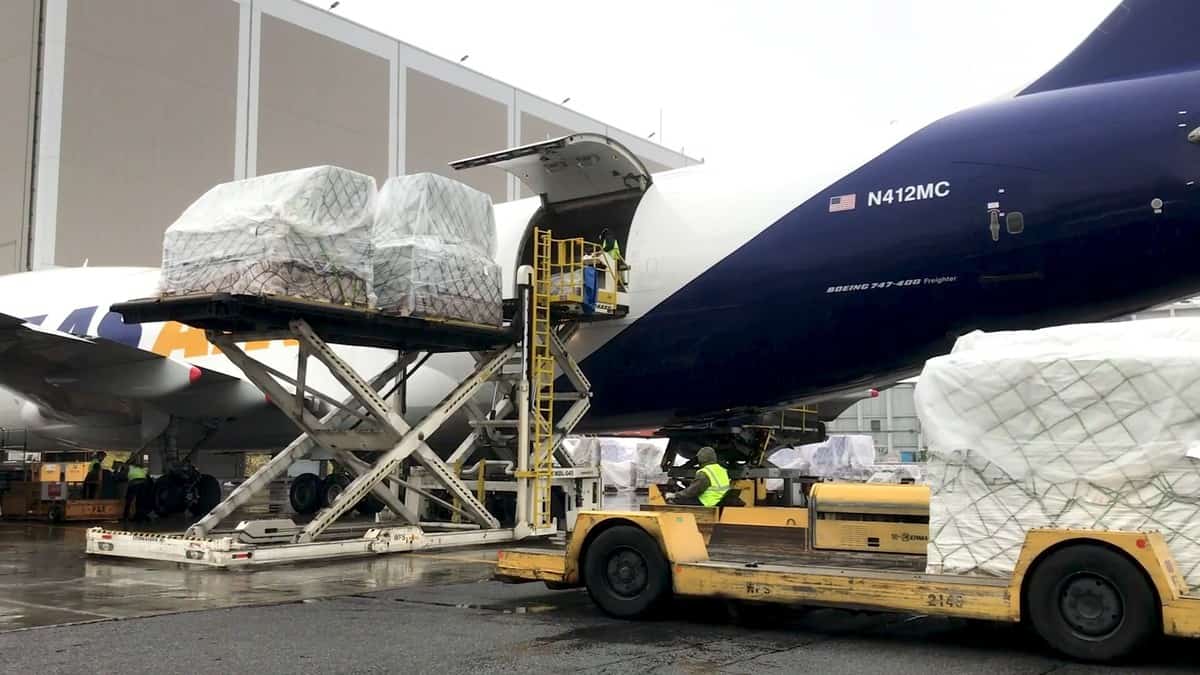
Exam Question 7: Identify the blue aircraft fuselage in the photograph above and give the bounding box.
[579,68,1200,429]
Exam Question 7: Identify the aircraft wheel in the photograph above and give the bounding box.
[191,474,221,516]
[321,473,384,516]
[289,473,322,515]
[321,473,351,507]
[1026,544,1158,663]
[154,474,187,515]
[583,525,671,618]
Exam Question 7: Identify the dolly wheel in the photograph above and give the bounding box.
[583,525,671,618]
[289,473,323,515]
[1027,544,1158,663]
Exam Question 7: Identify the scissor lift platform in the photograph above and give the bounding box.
[89,261,599,567]
[114,293,514,352]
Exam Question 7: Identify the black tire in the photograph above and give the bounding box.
[191,474,221,516]
[485,493,517,528]
[583,525,671,618]
[154,474,186,515]
[321,473,351,507]
[321,473,384,517]
[289,473,323,515]
[48,503,65,523]
[1026,543,1158,663]
[355,494,385,516]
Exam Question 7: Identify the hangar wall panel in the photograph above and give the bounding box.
[520,113,573,146]
[256,14,389,185]
[23,0,693,271]
[55,0,239,268]
[405,68,508,202]
[0,0,40,274]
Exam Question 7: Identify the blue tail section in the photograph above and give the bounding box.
[1020,0,1200,95]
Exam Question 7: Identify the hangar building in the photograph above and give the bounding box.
[0,0,695,273]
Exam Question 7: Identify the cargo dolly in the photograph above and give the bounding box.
[496,492,1200,663]
[86,232,601,566]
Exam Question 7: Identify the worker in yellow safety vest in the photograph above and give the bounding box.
[598,228,629,292]
[122,459,150,522]
[669,447,739,506]
[598,228,629,270]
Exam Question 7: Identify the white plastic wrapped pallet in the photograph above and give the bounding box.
[562,437,670,491]
[766,435,878,483]
[915,321,1200,591]
[373,173,502,325]
[160,166,377,307]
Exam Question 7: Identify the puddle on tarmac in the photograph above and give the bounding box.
[0,521,501,630]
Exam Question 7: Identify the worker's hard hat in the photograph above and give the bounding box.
[697,446,718,465]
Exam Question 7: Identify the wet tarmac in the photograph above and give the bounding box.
[0,494,1196,672]
[0,521,496,632]
[1,572,1194,673]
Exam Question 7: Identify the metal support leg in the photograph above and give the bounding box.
[297,345,516,542]
[186,359,405,538]
[289,320,398,429]
[211,333,398,451]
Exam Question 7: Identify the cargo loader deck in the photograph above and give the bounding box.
[88,247,600,567]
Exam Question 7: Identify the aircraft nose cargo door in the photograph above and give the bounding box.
[451,134,653,313]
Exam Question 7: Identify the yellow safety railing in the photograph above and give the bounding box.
[530,228,556,529]
[546,235,628,306]
[547,237,602,303]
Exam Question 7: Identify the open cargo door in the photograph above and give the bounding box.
[453,134,655,320]
[451,133,651,206]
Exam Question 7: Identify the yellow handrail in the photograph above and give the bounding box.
[530,229,556,529]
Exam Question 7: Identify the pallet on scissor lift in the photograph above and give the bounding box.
[112,293,514,352]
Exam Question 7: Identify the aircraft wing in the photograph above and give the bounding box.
[0,311,268,421]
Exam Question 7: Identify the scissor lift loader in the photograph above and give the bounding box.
[86,232,601,567]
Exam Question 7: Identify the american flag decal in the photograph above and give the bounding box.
[829,193,856,212]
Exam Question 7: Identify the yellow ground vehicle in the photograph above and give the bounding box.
[1,459,123,523]
[496,484,1200,663]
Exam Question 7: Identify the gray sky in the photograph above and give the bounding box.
[305,0,1121,166]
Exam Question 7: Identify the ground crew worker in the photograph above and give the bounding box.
[669,446,739,506]
[122,458,150,522]
[598,228,629,271]
[597,228,630,292]
[84,451,106,498]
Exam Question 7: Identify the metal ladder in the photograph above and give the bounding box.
[530,228,556,529]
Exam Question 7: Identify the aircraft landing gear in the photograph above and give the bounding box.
[289,469,386,517]
[153,465,222,519]
[289,473,323,515]
[659,416,828,476]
